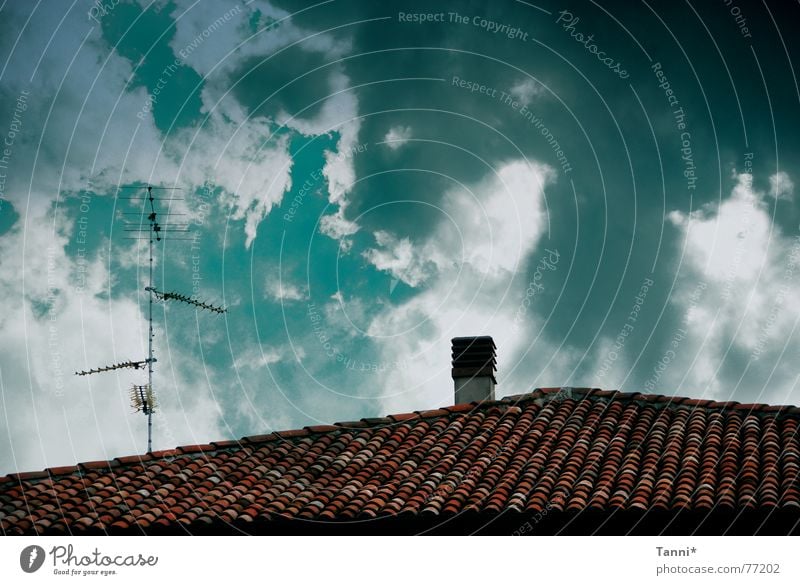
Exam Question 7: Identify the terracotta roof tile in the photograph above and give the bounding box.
[388,412,420,423]
[7,470,49,482]
[77,460,120,472]
[46,466,80,476]
[275,429,310,439]
[177,444,216,455]
[304,425,339,433]
[3,388,800,534]
[148,449,180,459]
[242,433,278,444]
[416,409,450,419]
[442,403,476,414]
[333,420,368,429]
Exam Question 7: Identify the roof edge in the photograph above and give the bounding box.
[2,387,799,485]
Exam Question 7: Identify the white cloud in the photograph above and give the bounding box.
[656,172,800,404]
[277,70,361,204]
[171,70,360,252]
[438,160,555,275]
[168,0,351,80]
[509,78,545,106]
[356,160,557,411]
[276,70,364,252]
[362,231,434,287]
[322,122,360,207]
[164,3,361,250]
[232,346,283,371]
[770,171,794,200]
[0,0,374,474]
[0,4,291,472]
[587,336,635,390]
[383,125,412,150]
[0,3,299,251]
[265,277,307,302]
[0,7,173,207]
[668,172,770,284]
[319,210,359,251]
[170,111,294,249]
[0,207,226,474]
[1,2,366,252]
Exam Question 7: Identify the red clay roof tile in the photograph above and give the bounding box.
[149,449,180,459]
[333,420,368,428]
[388,412,420,423]
[3,388,800,534]
[177,444,216,455]
[275,429,310,439]
[304,425,339,433]
[241,433,279,444]
[7,470,50,482]
[78,460,120,472]
[46,466,80,476]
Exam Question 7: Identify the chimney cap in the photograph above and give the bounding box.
[451,336,497,381]
[451,336,496,348]
[451,336,497,403]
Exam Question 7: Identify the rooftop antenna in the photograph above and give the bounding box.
[146,287,227,314]
[75,359,153,376]
[75,185,226,454]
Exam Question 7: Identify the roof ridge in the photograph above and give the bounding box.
[503,387,800,414]
[2,386,799,486]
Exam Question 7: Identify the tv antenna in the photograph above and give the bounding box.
[75,359,154,377]
[75,185,227,453]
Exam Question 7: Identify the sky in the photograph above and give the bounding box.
[0,0,799,474]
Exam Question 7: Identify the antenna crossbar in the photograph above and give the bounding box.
[75,358,155,376]
[146,287,227,314]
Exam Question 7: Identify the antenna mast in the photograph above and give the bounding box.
[147,186,157,453]
[75,184,226,455]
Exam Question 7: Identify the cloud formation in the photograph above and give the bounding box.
[361,160,556,411]
[660,172,800,403]
[383,125,413,150]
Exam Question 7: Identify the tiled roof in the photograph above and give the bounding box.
[2,387,800,535]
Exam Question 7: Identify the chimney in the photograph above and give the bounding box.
[451,336,497,404]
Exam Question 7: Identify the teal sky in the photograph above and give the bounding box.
[1,0,799,473]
